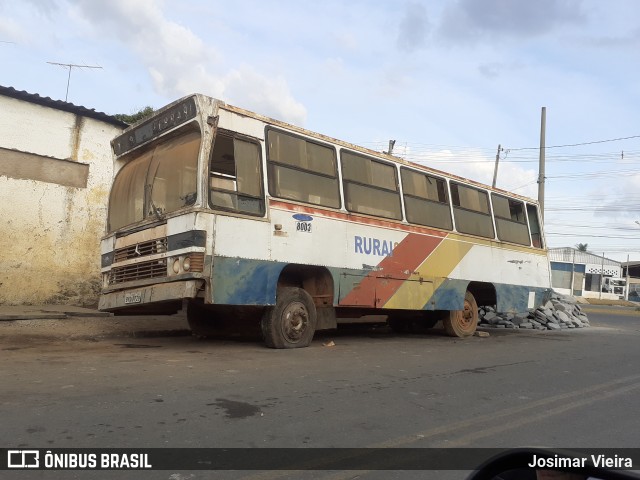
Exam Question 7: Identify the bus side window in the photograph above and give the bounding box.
[266,129,341,209]
[210,134,264,216]
[526,204,544,248]
[341,151,402,220]
[400,168,452,230]
[450,182,494,238]
[492,194,531,246]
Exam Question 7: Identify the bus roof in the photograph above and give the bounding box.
[215,97,539,206]
[116,93,540,206]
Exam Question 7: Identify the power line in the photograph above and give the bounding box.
[544,198,640,205]
[546,169,639,179]
[363,135,640,155]
[506,180,538,192]
[546,207,640,212]
[507,134,640,151]
[378,148,640,165]
[546,224,640,231]
[546,232,640,239]
[546,193,640,199]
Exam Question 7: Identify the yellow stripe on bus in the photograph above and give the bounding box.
[383,237,473,310]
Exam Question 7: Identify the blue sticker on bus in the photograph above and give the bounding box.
[292,214,313,222]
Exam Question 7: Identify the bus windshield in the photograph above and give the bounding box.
[108,129,201,231]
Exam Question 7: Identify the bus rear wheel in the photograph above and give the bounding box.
[444,291,478,337]
[261,287,317,349]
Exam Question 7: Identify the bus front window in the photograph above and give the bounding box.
[209,132,265,216]
[108,129,201,232]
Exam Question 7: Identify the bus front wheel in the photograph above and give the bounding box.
[261,287,317,349]
[444,291,478,337]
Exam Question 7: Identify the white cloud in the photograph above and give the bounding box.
[67,0,306,124]
[392,145,538,198]
[0,17,25,44]
[222,67,307,124]
[594,172,640,219]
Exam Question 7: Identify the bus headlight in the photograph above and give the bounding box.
[168,253,204,275]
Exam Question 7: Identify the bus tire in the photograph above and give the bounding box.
[261,287,317,349]
[444,291,478,337]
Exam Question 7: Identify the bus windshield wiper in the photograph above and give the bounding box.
[145,183,165,222]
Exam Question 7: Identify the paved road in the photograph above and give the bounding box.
[1,307,639,479]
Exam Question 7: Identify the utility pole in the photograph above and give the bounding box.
[626,253,630,300]
[47,62,103,102]
[570,249,576,296]
[538,107,546,219]
[599,252,605,300]
[492,144,502,188]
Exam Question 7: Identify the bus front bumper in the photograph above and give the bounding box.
[99,280,204,312]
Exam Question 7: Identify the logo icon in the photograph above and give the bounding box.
[8,450,39,468]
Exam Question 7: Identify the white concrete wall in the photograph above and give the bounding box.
[554,288,623,301]
[0,95,123,305]
[553,287,572,297]
[582,291,625,301]
[585,263,622,277]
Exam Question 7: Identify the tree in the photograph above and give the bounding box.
[113,106,155,125]
[575,243,588,252]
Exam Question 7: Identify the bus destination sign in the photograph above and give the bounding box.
[112,97,198,156]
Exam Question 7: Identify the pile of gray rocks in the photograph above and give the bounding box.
[478,292,590,331]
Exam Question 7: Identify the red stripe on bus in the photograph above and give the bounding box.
[339,233,445,307]
[269,199,448,238]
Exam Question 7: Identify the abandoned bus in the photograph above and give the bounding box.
[99,94,551,348]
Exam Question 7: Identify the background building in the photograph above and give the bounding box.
[0,86,126,305]
[621,261,640,301]
[549,247,626,300]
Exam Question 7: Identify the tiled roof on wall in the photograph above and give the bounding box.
[0,85,128,128]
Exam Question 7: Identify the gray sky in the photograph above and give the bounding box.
[2,0,640,260]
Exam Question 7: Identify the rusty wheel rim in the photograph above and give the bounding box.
[460,299,475,329]
[280,301,309,344]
